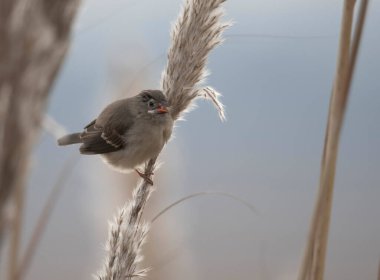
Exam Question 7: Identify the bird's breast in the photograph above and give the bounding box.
[101,121,170,171]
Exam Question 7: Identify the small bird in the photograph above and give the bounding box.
[58,90,173,184]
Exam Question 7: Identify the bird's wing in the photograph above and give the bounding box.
[79,99,134,155]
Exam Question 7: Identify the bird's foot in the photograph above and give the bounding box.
[135,169,154,185]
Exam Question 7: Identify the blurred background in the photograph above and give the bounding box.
[1,0,379,279]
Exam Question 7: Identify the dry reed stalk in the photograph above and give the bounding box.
[97,0,229,279]
[298,1,368,280]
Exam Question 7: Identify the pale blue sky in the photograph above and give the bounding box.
[20,0,380,279]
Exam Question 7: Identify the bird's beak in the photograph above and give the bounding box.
[156,104,169,114]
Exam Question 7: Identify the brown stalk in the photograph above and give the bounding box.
[298,0,369,279]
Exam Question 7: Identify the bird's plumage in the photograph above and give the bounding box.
[58,90,173,172]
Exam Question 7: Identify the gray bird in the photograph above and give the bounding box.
[58,90,173,184]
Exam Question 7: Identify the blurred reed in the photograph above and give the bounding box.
[0,1,79,279]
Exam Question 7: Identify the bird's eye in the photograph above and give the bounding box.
[148,100,155,108]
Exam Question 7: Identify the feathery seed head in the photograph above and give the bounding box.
[161,0,230,121]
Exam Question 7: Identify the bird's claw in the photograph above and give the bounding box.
[135,169,154,185]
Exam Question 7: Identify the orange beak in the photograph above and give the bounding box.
[156,104,169,114]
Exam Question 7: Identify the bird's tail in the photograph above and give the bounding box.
[57,133,82,146]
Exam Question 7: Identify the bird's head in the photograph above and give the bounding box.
[139,90,170,115]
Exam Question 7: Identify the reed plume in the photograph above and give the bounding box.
[97,160,155,279]
[97,0,230,279]
[161,0,229,121]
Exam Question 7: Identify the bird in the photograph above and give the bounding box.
[57,89,173,185]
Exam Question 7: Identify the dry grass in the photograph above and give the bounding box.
[298,1,369,279]
[151,191,257,223]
